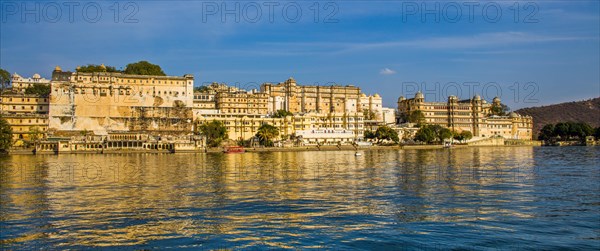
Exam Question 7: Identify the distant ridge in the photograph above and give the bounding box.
[515,97,600,134]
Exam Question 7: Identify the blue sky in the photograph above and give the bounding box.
[1,0,599,109]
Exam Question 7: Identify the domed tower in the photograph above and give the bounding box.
[447,95,458,130]
[414,91,424,103]
[397,96,405,109]
[492,97,501,106]
[472,95,482,136]
[448,95,458,103]
[53,66,62,73]
[11,73,21,81]
[491,96,503,115]
[472,95,482,109]
[32,73,41,83]
[285,77,296,86]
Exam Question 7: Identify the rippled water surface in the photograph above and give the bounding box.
[1,147,599,249]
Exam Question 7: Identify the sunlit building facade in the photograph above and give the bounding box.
[48,66,194,134]
[397,92,533,139]
[0,92,49,140]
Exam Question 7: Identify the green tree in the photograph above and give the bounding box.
[375,125,399,143]
[194,86,210,92]
[25,84,51,97]
[0,68,10,91]
[573,122,593,138]
[454,130,473,143]
[491,104,510,116]
[256,123,279,147]
[415,125,436,143]
[415,125,453,144]
[77,64,119,73]
[461,131,473,141]
[438,127,453,142]
[199,120,228,147]
[408,110,426,126]
[554,122,570,139]
[594,127,600,140]
[0,116,13,152]
[364,130,376,140]
[272,110,293,118]
[539,124,556,140]
[29,126,42,143]
[124,61,166,76]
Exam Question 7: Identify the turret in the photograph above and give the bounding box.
[493,96,501,105]
[448,95,458,103]
[415,91,424,103]
[285,77,296,86]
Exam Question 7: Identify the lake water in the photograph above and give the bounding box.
[1,147,599,250]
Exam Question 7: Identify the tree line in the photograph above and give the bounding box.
[538,122,599,141]
[76,61,166,76]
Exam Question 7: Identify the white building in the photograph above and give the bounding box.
[381,107,396,125]
[11,73,51,93]
[295,128,356,145]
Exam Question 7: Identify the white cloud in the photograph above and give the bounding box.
[260,32,593,55]
[380,68,396,75]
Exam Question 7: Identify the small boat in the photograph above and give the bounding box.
[355,152,362,156]
[223,146,245,153]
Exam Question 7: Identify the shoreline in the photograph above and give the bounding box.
[3,142,551,155]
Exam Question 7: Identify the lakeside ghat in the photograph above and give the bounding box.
[10,137,541,155]
[0,65,549,154]
[1,146,598,249]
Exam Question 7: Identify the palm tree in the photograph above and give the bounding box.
[255,124,279,147]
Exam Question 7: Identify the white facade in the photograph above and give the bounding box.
[268,96,285,113]
[360,94,383,120]
[381,107,396,125]
[11,73,51,93]
[296,128,356,145]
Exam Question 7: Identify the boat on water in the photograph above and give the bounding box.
[223,146,245,153]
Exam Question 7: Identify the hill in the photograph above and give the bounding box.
[515,97,600,134]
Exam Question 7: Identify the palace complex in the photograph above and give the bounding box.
[0,66,534,150]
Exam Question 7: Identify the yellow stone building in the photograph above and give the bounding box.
[191,79,378,141]
[0,73,50,141]
[49,66,194,134]
[261,77,363,114]
[359,93,383,120]
[397,92,533,139]
[195,112,365,141]
[215,91,269,115]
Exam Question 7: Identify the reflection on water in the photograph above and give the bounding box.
[1,147,599,249]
